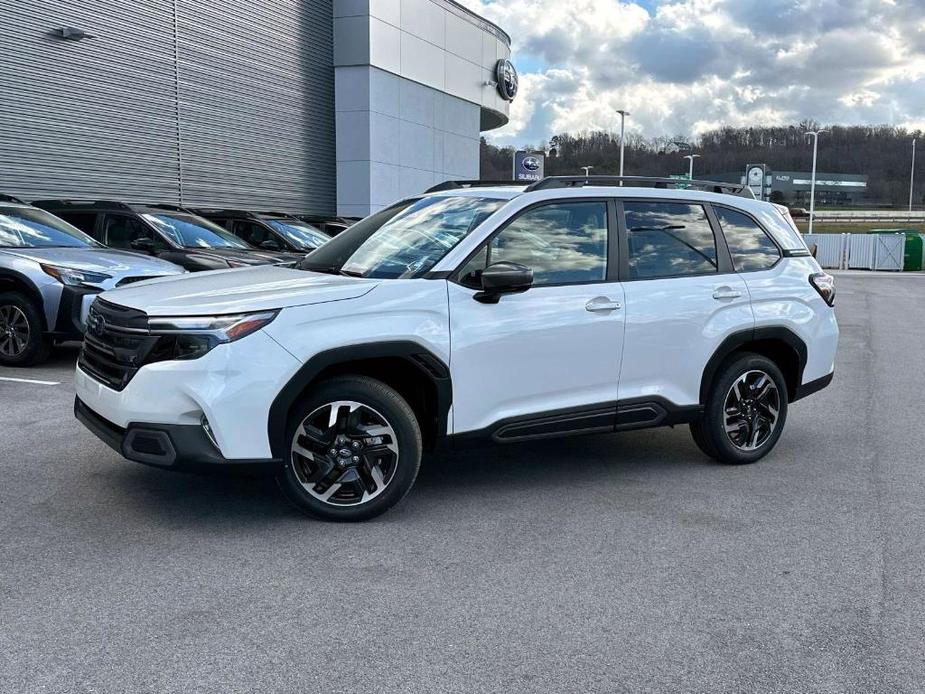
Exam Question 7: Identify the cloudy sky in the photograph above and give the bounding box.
[458,0,925,147]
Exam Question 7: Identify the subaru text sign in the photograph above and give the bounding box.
[513,151,544,182]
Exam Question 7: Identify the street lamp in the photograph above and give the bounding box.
[616,110,630,180]
[910,138,917,212]
[682,154,701,179]
[805,129,828,235]
[581,165,594,177]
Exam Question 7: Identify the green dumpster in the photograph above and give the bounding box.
[867,229,924,271]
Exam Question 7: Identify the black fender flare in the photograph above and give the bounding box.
[267,341,452,459]
[0,269,47,329]
[699,327,807,404]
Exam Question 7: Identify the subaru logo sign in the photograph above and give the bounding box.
[495,59,518,102]
[513,151,545,181]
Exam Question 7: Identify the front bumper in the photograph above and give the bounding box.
[75,397,281,473]
[50,285,100,340]
[74,329,302,460]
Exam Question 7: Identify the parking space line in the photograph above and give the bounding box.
[0,376,61,386]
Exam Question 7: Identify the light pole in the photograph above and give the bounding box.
[910,138,917,212]
[616,109,629,180]
[581,165,594,177]
[683,154,701,179]
[805,129,828,235]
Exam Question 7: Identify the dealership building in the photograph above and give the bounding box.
[0,0,514,217]
[714,167,869,206]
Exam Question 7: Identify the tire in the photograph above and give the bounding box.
[690,352,788,465]
[276,375,422,521]
[0,291,51,367]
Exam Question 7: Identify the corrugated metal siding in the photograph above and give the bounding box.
[0,0,336,213]
[0,0,180,202]
[176,0,335,212]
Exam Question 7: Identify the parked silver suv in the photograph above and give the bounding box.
[0,195,185,366]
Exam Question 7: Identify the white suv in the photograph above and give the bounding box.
[74,176,838,521]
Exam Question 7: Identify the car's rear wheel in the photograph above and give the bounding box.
[0,292,51,367]
[690,353,788,464]
[277,376,422,521]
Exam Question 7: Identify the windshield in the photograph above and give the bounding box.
[142,213,251,249]
[300,196,505,279]
[0,207,101,248]
[265,219,331,250]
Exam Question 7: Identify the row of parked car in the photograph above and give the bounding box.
[0,194,350,366]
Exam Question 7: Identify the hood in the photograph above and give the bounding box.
[183,247,304,266]
[0,247,184,276]
[100,265,379,315]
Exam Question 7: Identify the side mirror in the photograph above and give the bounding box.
[130,237,155,253]
[260,239,282,251]
[474,261,533,304]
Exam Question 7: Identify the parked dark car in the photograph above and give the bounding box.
[31,200,303,271]
[192,209,332,253]
[295,215,357,237]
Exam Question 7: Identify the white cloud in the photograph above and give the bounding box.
[459,0,925,145]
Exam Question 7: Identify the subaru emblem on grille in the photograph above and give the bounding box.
[88,312,105,337]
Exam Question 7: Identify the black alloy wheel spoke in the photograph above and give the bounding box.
[290,399,399,507]
[723,370,781,451]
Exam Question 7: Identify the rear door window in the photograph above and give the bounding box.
[623,202,717,279]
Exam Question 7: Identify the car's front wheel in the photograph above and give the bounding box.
[690,353,788,464]
[0,291,51,367]
[277,376,422,521]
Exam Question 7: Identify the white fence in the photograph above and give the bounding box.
[803,233,905,271]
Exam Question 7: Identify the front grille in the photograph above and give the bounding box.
[79,300,158,391]
[116,275,162,287]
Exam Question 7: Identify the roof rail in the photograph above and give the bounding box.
[31,199,135,211]
[191,207,255,217]
[0,193,25,204]
[524,176,755,198]
[425,180,525,194]
[145,203,197,213]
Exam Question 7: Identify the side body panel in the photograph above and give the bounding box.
[742,256,838,384]
[447,281,626,433]
[619,274,754,406]
[264,280,451,371]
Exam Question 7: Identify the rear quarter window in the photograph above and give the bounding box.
[715,207,781,272]
[750,206,808,251]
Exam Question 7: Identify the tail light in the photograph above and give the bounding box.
[809,272,835,306]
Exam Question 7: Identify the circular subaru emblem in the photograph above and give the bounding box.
[495,59,518,102]
[522,156,540,171]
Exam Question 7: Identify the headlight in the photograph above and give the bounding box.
[41,263,111,286]
[146,310,279,360]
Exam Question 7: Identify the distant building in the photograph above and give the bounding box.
[714,168,868,206]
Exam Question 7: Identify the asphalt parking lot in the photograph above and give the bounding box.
[2,272,924,693]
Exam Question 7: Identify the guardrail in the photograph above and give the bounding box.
[812,210,925,223]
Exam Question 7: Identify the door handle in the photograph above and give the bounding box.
[712,286,742,300]
[585,296,622,312]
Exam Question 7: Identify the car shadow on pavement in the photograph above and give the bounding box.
[96,426,710,526]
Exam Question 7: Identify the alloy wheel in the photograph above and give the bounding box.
[0,304,30,358]
[289,400,399,507]
[723,370,781,451]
